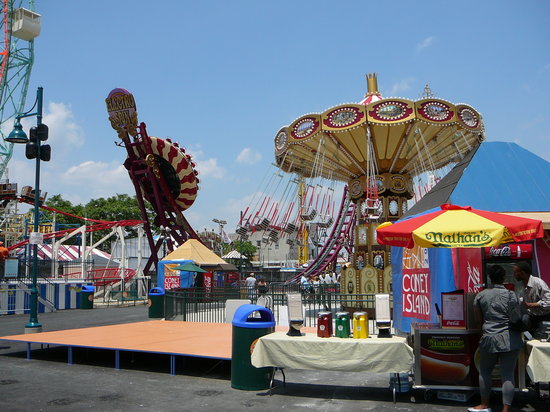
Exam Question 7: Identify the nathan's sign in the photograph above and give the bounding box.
[424,230,493,247]
[105,88,139,137]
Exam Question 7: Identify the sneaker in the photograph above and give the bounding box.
[467,408,491,412]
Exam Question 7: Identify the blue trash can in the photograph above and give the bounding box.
[148,287,165,318]
[80,285,94,309]
[231,304,275,390]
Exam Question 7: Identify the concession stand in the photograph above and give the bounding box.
[377,204,544,399]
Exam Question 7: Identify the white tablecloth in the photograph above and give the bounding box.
[251,332,413,373]
[526,340,550,383]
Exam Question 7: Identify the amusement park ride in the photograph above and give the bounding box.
[0,3,144,284]
[267,73,485,294]
[0,1,39,180]
[0,3,485,297]
[105,88,201,275]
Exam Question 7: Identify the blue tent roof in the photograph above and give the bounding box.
[406,141,550,215]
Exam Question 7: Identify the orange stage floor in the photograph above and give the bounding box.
[1,321,313,374]
[2,321,234,359]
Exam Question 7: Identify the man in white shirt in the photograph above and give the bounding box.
[514,262,550,339]
[245,273,256,299]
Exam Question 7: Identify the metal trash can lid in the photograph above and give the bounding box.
[81,285,95,292]
[232,304,275,328]
[149,287,165,295]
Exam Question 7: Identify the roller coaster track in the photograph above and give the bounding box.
[286,186,355,283]
[3,195,144,251]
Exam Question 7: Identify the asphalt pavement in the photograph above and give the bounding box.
[0,306,547,411]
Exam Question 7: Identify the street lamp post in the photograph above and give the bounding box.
[212,218,227,256]
[7,87,51,333]
[238,211,243,279]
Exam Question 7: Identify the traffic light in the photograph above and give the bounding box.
[40,144,51,161]
[29,124,49,141]
[25,141,37,159]
[25,123,51,161]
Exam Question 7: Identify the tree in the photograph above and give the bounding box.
[231,240,256,260]
[43,193,145,251]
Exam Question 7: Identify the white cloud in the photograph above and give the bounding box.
[60,160,133,202]
[195,157,225,179]
[236,147,262,164]
[416,36,434,52]
[43,102,85,146]
[389,78,415,96]
[17,101,85,162]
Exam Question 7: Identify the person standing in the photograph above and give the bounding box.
[244,273,256,299]
[0,241,9,279]
[513,261,550,339]
[0,241,9,260]
[255,277,272,310]
[469,265,522,412]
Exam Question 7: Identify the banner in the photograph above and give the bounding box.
[452,248,483,293]
[402,245,431,320]
[392,246,457,333]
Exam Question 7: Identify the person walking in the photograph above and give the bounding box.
[469,265,523,412]
[513,261,550,339]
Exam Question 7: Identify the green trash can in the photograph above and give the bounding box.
[231,304,275,390]
[80,285,94,309]
[148,287,165,319]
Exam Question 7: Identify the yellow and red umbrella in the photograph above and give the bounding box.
[376,204,544,249]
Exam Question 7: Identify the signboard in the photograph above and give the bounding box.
[105,88,139,137]
[441,291,466,329]
[4,258,19,278]
[203,272,212,298]
[452,248,483,293]
[401,246,431,320]
[417,330,480,387]
[484,243,532,259]
[29,232,43,245]
[163,275,180,290]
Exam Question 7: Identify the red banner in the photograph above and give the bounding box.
[402,268,431,320]
[204,272,212,298]
[453,248,483,293]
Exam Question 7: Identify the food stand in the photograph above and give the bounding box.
[376,204,543,400]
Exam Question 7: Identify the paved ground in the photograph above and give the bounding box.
[0,306,548,412]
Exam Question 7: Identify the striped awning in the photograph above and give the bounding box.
[14,245,114,262]
[222,250,245,259]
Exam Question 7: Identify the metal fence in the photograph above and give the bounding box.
[164,286,389,330]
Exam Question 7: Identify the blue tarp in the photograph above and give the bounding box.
[158,259,194,288]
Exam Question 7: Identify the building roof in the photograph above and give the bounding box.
[162,239,236,270]
[406,141,550,217]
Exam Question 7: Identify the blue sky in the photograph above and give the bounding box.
[8,0,550,233]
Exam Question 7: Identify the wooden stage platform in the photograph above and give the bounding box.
[0,321,309,375]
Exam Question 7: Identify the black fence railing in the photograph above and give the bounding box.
[164,287,390,329]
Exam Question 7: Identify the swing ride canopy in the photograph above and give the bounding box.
[274,95,485,183]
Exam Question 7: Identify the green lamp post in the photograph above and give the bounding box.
[6,86,51,333]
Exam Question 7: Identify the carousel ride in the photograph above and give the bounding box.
[246,73,484,295]
[105,88,201,275]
